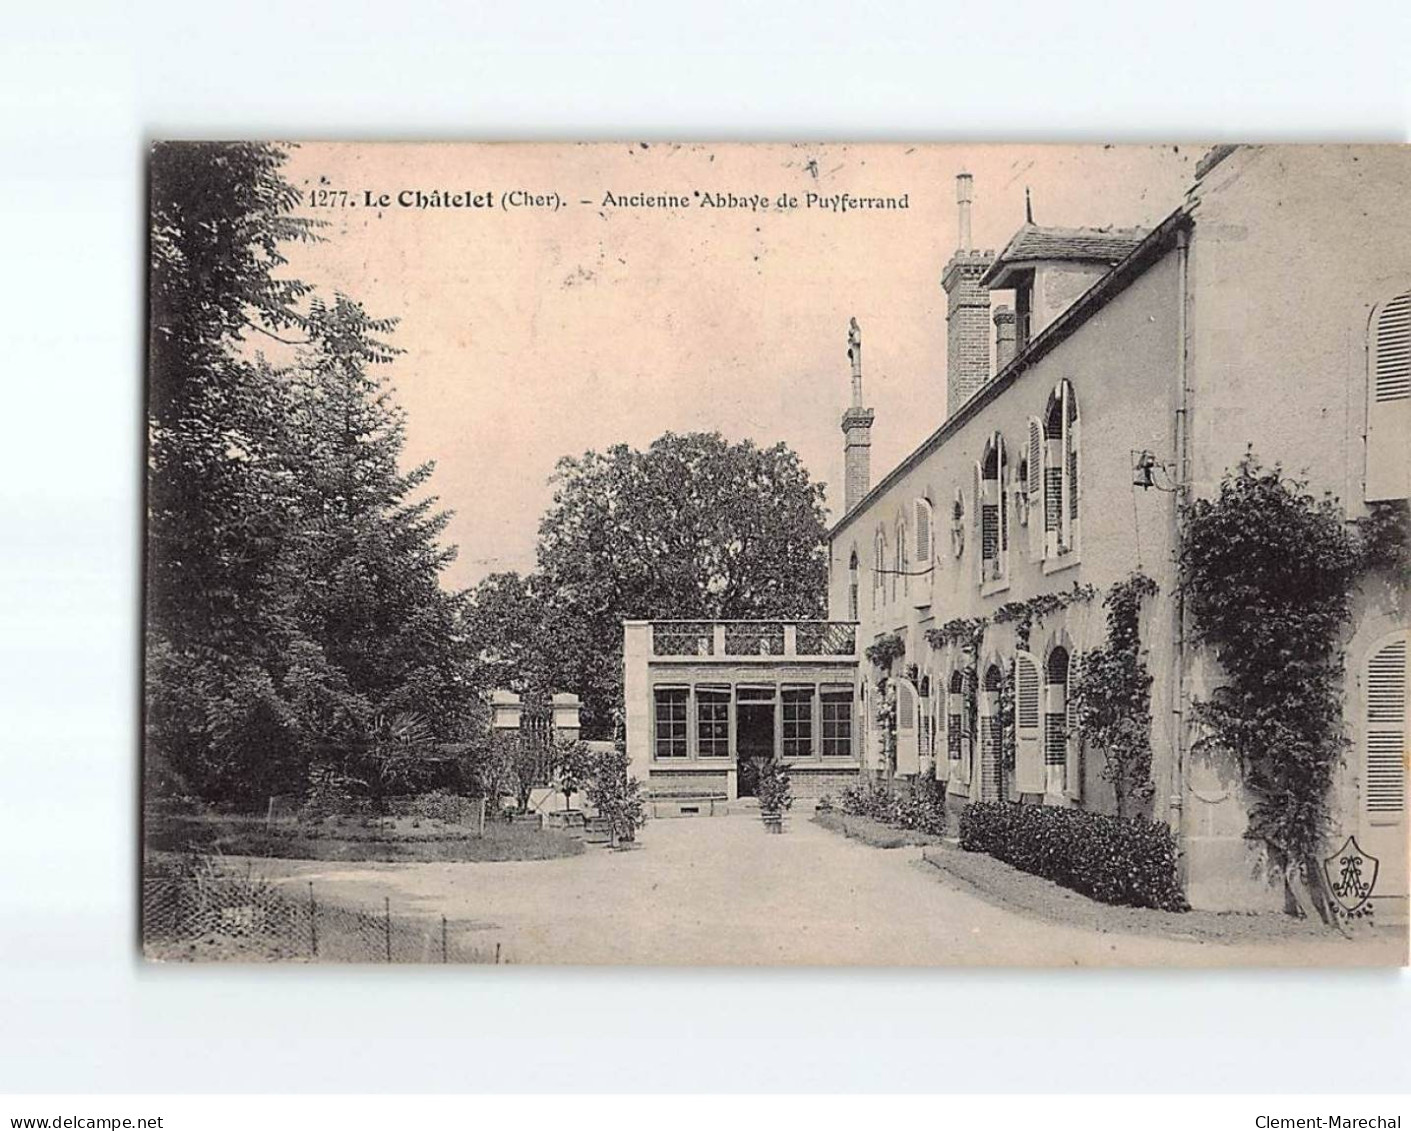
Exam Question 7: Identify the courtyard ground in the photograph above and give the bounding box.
[247,810,1407,967]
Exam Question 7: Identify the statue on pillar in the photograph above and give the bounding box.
[847,317,863,406]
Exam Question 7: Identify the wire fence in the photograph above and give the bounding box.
[142,864,503,964]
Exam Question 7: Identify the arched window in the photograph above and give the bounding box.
[896,518,909,600]
[947,669,967,779]
[1042,381,1080,559]
[979,432,1009,586]
[913,496,934,565]
[1367,290,1410,502]
[873,529,886,609]
[1026,416,1044,561]
[1045,646,1071,795]
[1013,650,1044,794]
[980,664,1005,800]
[847,548,859,621]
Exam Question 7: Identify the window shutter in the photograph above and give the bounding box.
[972,460,983,583]
[1059,381,1073,552]
[914,497,933,563]
[1365,637,1407,823]
[1028,417,1044,562]
[1068,412,1081,552]
[1367,292,1411,502]
[1014,651,1044,793]
[898,523,909,599]
[998,435,1009,575]
[895,678,920,776]
[1065,653,1083,800]
[957,674,972,784]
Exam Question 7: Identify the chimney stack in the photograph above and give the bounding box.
[840,317,875,514]
[993,305,1017,372]
[941,172,995,417]
[956,171,974,252]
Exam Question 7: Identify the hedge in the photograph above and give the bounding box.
[959,801,1188,911]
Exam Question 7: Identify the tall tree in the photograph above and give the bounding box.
[464,571,550,696]
[145,144,475,807]
[533,431,829,737]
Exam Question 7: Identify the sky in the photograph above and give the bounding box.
[276,142,1203,591]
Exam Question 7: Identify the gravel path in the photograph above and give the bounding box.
[244,811,1405,966]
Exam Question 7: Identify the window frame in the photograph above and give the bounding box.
[820,685,855,758]
[695,685,731,759]
[652,685,690,760]
[781,685,815,759]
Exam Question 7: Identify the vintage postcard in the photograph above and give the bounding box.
[142,142,1409,966]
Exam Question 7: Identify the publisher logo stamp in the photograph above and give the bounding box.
[1324,836,1379,916]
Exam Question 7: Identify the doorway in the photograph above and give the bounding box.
[736,702,776,798]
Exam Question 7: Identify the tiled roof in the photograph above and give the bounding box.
[980,223,1149,287]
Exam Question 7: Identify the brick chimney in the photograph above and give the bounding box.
[993,305,1017,372]
[942,172,995,417]
[840,316,875,513]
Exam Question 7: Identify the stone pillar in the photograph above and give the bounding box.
[841,317,875,514]
[994,305,1017,372]
[551,692,583,742]
[622,622,653,788]
[841,407,876,513]
[489,688,522,731]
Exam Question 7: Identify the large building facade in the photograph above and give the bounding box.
[826,146,1409,916]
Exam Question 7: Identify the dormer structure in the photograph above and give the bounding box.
[981,224,1148,353]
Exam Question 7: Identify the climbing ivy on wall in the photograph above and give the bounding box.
[1178,452,1371,925]
[1070,572,1159,819]
[865,632,906,672]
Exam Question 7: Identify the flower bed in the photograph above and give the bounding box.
[959,801,1187,911]
[837,777,947,836]
[813,808,940,848]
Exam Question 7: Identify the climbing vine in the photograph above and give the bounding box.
[865,632,906,672]
[1178,452,1366,924]
[1070,572,1159,819]
[925,617,988,652]
[928,584,1097,655]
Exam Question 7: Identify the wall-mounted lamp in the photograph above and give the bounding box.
[1132,450,1178,492]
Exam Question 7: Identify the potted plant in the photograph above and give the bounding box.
[757,757,793,833]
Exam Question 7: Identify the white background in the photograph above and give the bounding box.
[2,0,1409,1095]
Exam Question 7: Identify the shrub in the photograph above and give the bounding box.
[757,758,793,816]
[959,801,1187,911]
[584,746,646,846]
[839,777,946,835]
[896,775,948,836]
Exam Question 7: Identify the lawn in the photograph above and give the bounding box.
[146,812,585,863]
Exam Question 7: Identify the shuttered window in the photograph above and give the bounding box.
[1366,637,1407,820]
[913,497,933,562]
[971,462,983,578]
[1367,291,1411,502]
[1014,650,1044,793]
[895,678,920,776]
[1027,417,1044,561]
[873,531,886,607]
[1375,293,1411,402]
[1044,647,1070,767]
